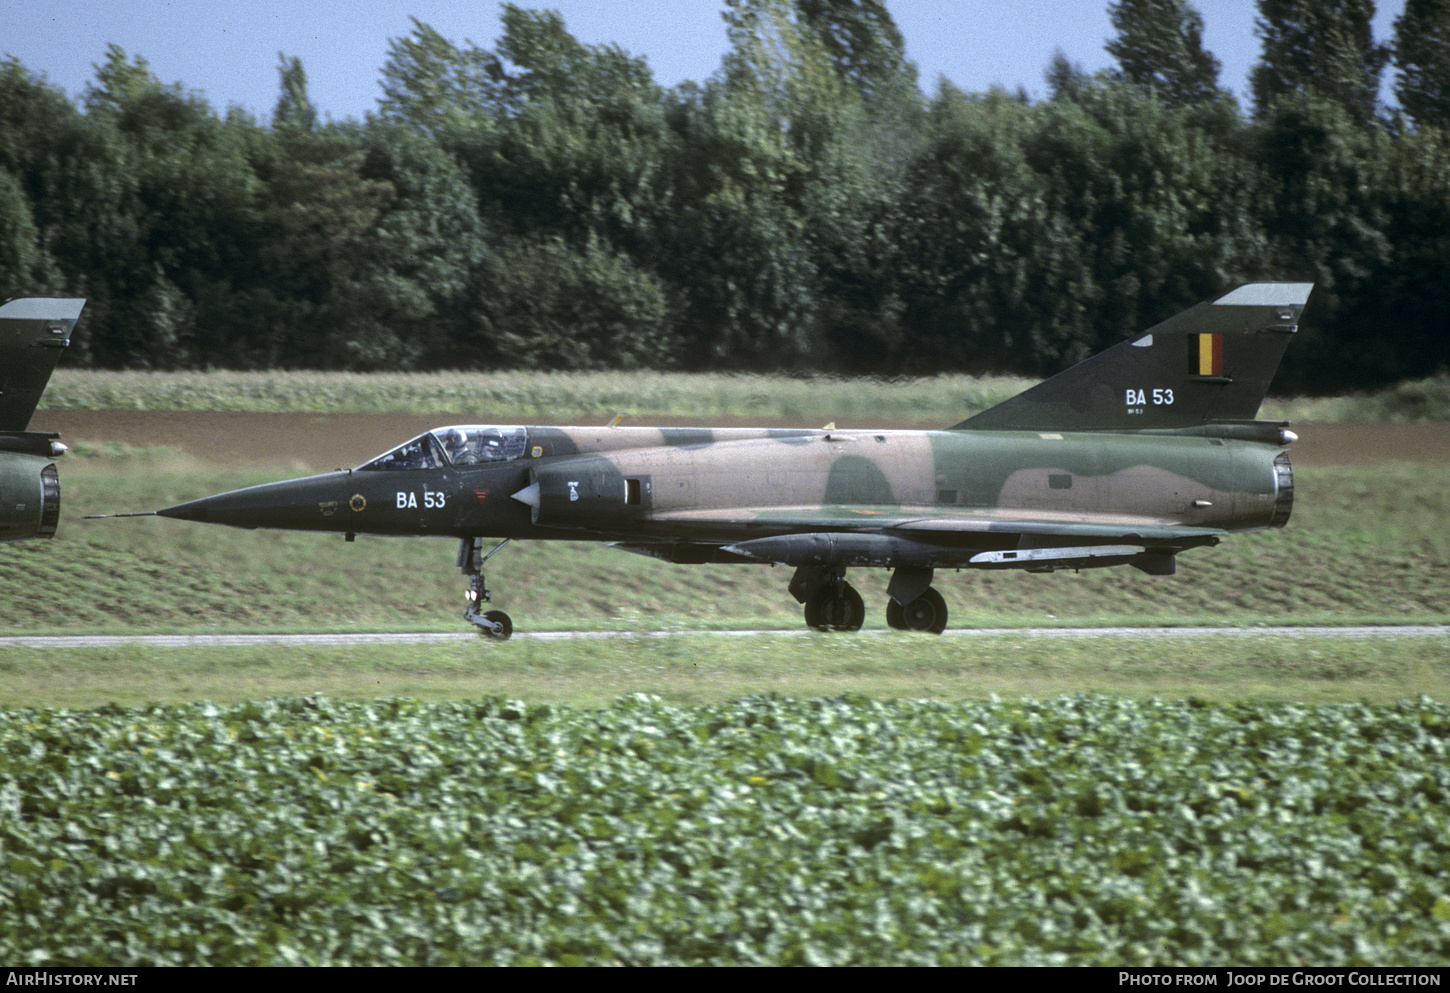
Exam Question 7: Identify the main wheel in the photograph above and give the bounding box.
[886,599,905,630]
[805,582,865,632]
[896,588,947,634]
[480,609,513,640]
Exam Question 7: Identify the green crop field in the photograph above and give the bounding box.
[4,693,1449,965]
[4,634,1450,711]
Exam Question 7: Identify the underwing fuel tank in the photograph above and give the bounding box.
[724,533,1153,571]
[725,533,953,568]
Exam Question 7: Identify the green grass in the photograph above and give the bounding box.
[40,369,1033,424]
[2,635,1448,710]
[1260,373,1450,423]
[40,369,1450,423]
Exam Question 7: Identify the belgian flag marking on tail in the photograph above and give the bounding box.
[1191,333,1223,377]
[951,282,1312,432]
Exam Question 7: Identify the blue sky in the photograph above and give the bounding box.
[2,1,1407,122]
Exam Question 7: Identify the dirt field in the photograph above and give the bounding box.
[31,410,1450,471]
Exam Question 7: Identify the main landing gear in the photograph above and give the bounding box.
[789,565,949,634]
[885,587,948,634]
[884,565,948,634]
[459,537,513,640]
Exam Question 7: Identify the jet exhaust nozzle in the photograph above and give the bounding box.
[0,460,60,542]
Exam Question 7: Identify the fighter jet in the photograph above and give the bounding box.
[0,298,84,542]
[106,282,1309,638]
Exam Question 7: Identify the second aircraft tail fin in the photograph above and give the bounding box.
[0,298,84,432]
[954,282,1313,433]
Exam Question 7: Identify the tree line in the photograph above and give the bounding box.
[2,0,1448,392]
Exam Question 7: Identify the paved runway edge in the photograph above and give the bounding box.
[2,626,1447,649]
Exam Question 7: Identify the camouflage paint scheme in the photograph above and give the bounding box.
[143,283,1311,636]
[0,298,83,542]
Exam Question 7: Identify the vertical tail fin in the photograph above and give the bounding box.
[0,298,84,432]
[954,283,1313,432]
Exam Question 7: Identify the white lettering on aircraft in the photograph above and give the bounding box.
[1125,388,1174,413]
[396,490,446,509]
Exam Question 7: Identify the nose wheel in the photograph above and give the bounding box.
[459,537,513,640]
[791,566,865,632]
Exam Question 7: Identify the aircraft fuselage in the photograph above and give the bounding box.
[158,425,1291,562]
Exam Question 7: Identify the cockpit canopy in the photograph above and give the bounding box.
[357,426,528,471]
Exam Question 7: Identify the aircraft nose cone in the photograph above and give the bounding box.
[158,494,245,526]
[157,498,211,522]
[154,472,350,530]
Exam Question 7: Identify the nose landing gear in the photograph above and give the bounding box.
[805,579,865,631]
[459,537,513,639]
[790,565,865,631]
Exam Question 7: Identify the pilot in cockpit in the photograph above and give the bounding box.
[476,429,506,462]
[443,428,473,465]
